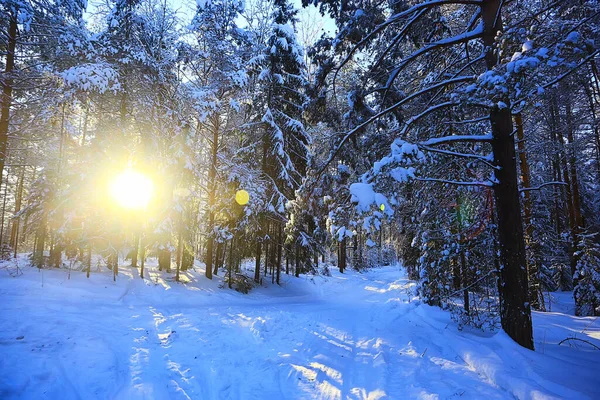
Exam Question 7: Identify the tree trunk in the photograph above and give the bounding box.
[10,167,24,255]
[0,10,17,189]
[565,97,584,276]
[254,239,262,283]
[482,0,533,349]
[339,237,347,273]
[86,244,92,278]
[515,113,541,310]
[140,236,146,279]
[555,99,578,276]
[205,113,220,280]
[460,247,470,315]
[0,173,8,250]
[34,214,47,268]
[276,224,282,285]
[214,241,222,275]
[158,249,170,272]
[131,232,139,268]
[294,244,300,277]
[285,253,289,275]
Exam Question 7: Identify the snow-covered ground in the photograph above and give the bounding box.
[0,258,598,400]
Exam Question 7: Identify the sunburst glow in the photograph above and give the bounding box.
[110,170,154,210]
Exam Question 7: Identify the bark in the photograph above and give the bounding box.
[131,232,139,268]
[565,97,584,249]
[140,236,146,279]
[34,214,47,268]
[86,244,92,278]
[583,79,600,180]
[554,97,578,276]
[254,238,262,283]
[482,0,533,349]
[158,249,170,272]
[276,224,282,285]
[176,228,183,282]
[214,241,222,276]
[294,244,300,277]
[515,113,541,309]
[460,248,469,315]
[10,167,24,254]
[0,176,8,250]
[548,99,562,237]
[0,11,17,189]
[205,113,219,280]
[339,237,347,273]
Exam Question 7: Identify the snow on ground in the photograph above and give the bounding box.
[0,257,599,400]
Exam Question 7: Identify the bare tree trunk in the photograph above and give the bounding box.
[254,239,261,283]
[86,244,92,278]
[0,175,9,250]
[564,95,585,297]
[10,167,24,256]
[339,237,346,273]
[515,113,541,310]
[205,113,219,280]
[34,214,47,268]
[0,10,17,189]
[460,246,470,315]
[294,244,300,277]
[285,253,289,275]
[158,249,170,272]
[214,241,222,276]
[482,0,533,349]
[583,78,600,180]
[276,223,282,285]
[140,235,146,279]
[555,98,578,276]
[131,232,139,268]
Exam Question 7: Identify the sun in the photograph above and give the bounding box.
[110,170,154,210]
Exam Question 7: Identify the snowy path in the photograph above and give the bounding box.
[0,261,599,399]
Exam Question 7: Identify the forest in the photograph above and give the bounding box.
[1,0,600,395]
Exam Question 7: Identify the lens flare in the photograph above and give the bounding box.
[110,170,154,210]
[235,189,249,206]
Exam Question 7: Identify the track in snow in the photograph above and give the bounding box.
[0,260,599,399]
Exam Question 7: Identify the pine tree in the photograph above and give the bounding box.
[574,234,600,316]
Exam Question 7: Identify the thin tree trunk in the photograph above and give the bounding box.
[131,232,139,268]
[285,253,289,275]
[214,241,222,275]
[254,238,262,283]
[34,214,46,268]
[140,235,146,279]
[205,113,219,280]
[10,166,24,254]
[276,224,282,285]
[460,247,469,315]
[339,237,346,273]
[0,175,9,250]
[294,244,300,277]
[515,113,541,309]
[86,244,92,278]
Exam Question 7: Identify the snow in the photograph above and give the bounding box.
[349,183,391,215]
[59,63,120,93]
[1,258,599,399]
[566,31,581,45]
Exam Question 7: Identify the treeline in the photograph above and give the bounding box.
[1,0,600,349]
